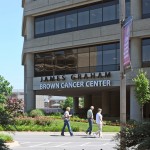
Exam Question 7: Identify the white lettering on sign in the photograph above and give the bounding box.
[40,80,111,90]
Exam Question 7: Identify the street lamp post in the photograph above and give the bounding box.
[120,0,126,125]
[120,0,126,149]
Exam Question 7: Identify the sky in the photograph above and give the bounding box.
[0,1,24,90]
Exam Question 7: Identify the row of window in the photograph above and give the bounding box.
[34,42,120,77]
[34,0,130,38]
[34,0,150,38]
[34,38,150,77]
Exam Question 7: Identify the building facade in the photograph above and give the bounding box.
[22,0,150,120]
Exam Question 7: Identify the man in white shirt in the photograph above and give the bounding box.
[86,106,94,135]
[94,108,103,138]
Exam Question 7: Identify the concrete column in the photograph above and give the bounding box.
[101,92,109,115]
[73,97,79,114]
[26,16,34,40]
[130,38,141,68]
[131,0,142,20]
[24,53,35,112]
[130,86,141,121]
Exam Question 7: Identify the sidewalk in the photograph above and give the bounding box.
[1,132,116,148]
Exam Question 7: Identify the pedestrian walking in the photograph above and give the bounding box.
[86,106,94,135]
[61,107,73,136]
[93,108,103,138]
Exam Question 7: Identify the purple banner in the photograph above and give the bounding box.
[122,16,133,71]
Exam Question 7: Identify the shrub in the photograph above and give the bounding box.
[29,109,44,117]
[15,117,35,126]
[35,117,52,126]
[72,126,80,132]
[0,134,13,143]
[114,121,150,150]
[49,112,62,116]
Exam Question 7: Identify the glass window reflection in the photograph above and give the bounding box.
[90,5,102,24]
[35,17,44,34]
[103,2,116,22]
[45,16,54,33]
[78,8,89,26]
[65,50,77,74]
[55,15,65,31]
[34,42,120,77]
[34,0,131,38]
[142,0,150,16]
[126,0,130,18]
[142,39,150,67]
[66,11,77,29]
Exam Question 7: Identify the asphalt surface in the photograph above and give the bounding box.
[5,132,118,150]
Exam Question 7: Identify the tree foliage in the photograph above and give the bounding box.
[0,75,13,104]
[0,76,16,130]
[132,70,150,106]
[5,98,24,116]
[0,75,13,150]
[60,97,73,110]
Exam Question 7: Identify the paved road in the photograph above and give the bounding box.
[7,132,118,150]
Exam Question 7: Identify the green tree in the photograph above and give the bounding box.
[60,97,73,110]
[0,75,13,150]
[132,70,150,120]
[0,75,13,105]
[0,75,15,129]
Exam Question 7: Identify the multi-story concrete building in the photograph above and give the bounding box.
[22,0,150,121]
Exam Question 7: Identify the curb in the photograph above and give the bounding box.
[5,141,20,148]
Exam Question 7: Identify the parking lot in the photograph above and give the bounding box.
[7,132,117,150]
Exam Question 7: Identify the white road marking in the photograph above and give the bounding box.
[29,142,52,147]
[53,142,71,147]
[20,142,31,144]
[80,142,91,146]
[101,142,110,145]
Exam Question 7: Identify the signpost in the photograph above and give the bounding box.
[120,0,133,149]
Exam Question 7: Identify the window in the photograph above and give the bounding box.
[103,44,116,65]
[116,43,120,69]
[34,53,45,76]
[44,52,54,75]
[90,5,102,24]
[142,38,150,67]
[45,16,54,33]
[126,0,130,18]
[55,14,65,31]
[90,46,103,72]
[65,49,77,74]
[66,10,77,29]
[78,7,90,27]
[103,1,116,23]
[142,0,150,18]
[35,17,44,35]
[78,47,89,73]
